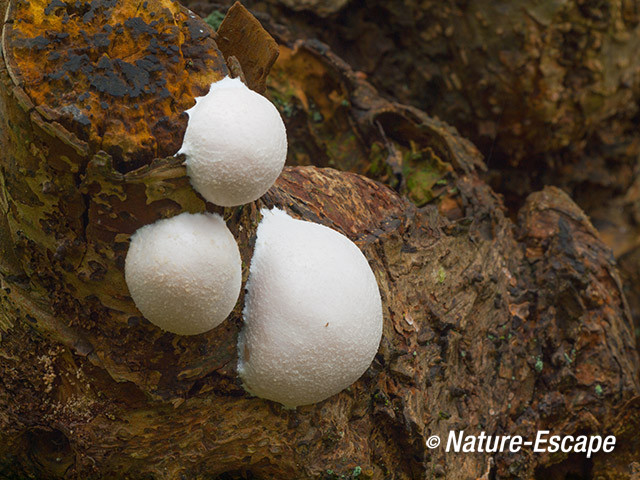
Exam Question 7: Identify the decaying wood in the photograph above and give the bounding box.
[1,1,639,479]
[192,0,640,352]
[233,0,640,164]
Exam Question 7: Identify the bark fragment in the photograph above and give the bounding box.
[216,1,279,94]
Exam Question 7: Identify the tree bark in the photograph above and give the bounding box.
[194,0,640,167]
[190,0,640,400]
[1,1,639,479]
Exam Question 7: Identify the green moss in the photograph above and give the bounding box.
[267,81,299,119]
[270,94,295,118]
[402,145,452,207]
[366,144,387,173]
[535,357,544,373]
[322,466,367,480]
[204,10,225,30]
[311,109,323,123]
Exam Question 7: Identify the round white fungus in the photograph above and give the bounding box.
[177,76,288,207]
[238,208,383,407]
[124,212,241,335]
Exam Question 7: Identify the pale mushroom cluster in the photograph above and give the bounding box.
[124,76,383,407]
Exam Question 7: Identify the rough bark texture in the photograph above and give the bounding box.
[191,0,640,167]
[185,0,640,348]
[1,1,640,480]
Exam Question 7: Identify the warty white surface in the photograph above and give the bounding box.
[238,208,383,407]
[178,76,287,207]
[125,212,241,335]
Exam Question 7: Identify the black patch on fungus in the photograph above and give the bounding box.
[135,55,163,72]
[77,0,119,24]
[26,36,50,50]
[93,33,111,48]
[48,70,67,80]
[48,32,69,42]
[77,114,92,127]
[116,59,150,97]
[147,37,160,54]
[97,56,111,69]
[186,19,208,40]
[181,43,217,72]
[88,52,166,99]
[124,17,157,37]
[83,10,95,23]
[97,0,118,8]
[62,54,93,74]
[44,0,66,16]
[146,37,175,56]
[162,31,178,43]
[91,71,129,97]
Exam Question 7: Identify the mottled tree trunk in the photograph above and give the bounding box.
[1,1,639,480]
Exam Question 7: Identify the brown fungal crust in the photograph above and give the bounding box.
[2,0,228,171]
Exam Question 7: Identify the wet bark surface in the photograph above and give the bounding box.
[1,1,639,479]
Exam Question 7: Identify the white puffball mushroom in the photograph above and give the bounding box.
[124,212,241,335]
[238,208,383,408]
[177,76,288,207]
